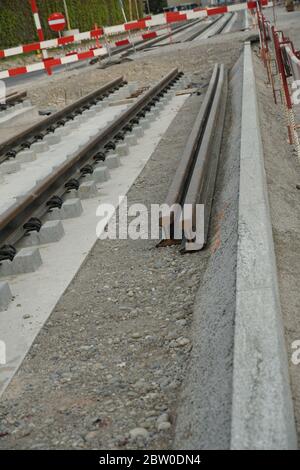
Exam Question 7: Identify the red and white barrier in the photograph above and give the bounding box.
[0,28,165,79]
[0,46,109,79]
[0,0,272,80]
[256,4,300,157]
[0,1,272,60]
[0,29,103,59]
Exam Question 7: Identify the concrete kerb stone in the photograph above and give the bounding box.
[230,42,297,450]
[0,282,13,311]
[0,247,42,278]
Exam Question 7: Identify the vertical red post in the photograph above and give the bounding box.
[29,0,51,73]
[30,0,44,41]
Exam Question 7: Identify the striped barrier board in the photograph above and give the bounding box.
[0,0,272,80]
[0,1,271,60]
[0,29,104,59]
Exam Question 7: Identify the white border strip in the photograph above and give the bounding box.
[230,42,297,450]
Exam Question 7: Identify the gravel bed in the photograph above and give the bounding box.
[23,31,250,110]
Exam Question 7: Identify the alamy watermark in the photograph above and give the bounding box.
[291,340,300,366]
[95,196,204,245]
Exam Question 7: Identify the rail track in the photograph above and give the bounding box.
[0,77,126,165]
[0,68,183,260]
[0,90,27,112]
[159,63,227,252]
[138,13,235,47]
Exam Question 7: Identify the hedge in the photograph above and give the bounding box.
[0,0,144,48]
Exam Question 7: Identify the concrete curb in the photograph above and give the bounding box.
[230,42,297,450]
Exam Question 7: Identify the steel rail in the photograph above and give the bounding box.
[121,18,203,54]
[0,76,125,165]
[159,63,227,252]
[5,91,27,106]
[0,68,180,251]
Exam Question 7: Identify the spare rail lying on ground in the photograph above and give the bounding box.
[5,90,27,106]
[0,68,182,253]
[159,63,227,252]
[0,76,125,165]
